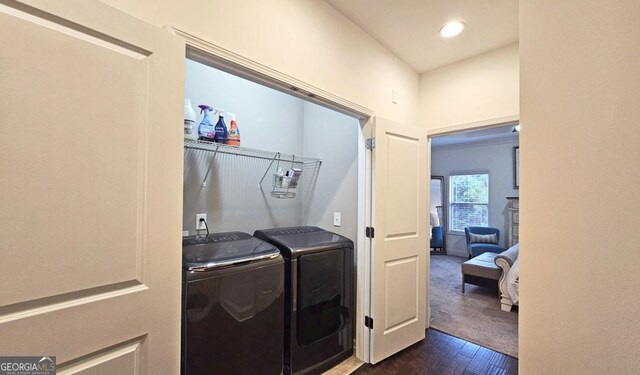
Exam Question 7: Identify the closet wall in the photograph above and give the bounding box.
[183,59,359,241]
[302,102,359,242]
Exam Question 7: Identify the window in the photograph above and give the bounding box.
[449,173,489,232]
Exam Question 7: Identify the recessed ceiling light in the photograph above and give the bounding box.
[440,21,465,38]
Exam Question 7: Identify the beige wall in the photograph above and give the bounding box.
[100,0,419,125]
[419,43,519,130]
[520,1,640,374]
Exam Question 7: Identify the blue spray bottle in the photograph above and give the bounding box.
[213,109,229,144]
[197,105,216,142]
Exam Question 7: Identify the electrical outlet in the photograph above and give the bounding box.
[196,214,207,230]
[333,212,341,227]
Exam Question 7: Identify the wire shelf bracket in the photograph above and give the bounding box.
[200,143,221,187]
[258,152,281,189]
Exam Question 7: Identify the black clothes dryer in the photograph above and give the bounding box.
[181,232,284,375]
[253,226,354,375]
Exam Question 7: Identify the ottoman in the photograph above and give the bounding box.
[461,252,501,292]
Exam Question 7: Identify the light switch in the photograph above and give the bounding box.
[333,212,341,227]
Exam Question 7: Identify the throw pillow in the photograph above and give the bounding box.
[469,233,498,244]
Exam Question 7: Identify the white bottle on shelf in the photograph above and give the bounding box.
[183,98,198,141]
[276,167,284,188]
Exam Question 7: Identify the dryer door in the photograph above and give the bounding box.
[297,249,344,345]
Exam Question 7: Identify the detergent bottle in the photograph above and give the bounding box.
[214,109,229,144]
[184,99,197,141]
[225,112,241,147]
[197,105,216,142]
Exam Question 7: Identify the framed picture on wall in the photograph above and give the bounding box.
[513,146,520,189]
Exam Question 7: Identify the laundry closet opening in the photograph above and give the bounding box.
[181,48,369,374]
[183,58,360,238]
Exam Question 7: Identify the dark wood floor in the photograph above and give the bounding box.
[352,329,518,375]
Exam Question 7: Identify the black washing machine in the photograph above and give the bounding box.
[181,232,284,375]
[254,226,354,375]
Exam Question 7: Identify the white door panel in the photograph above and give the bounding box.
[369,118,427,364]
[57,338,144,375]
[0,1,183,373]
[384,134,420,238]
[384,256,419,330]
[1,4,145,308]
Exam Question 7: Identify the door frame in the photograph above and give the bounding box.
[425,115,520,330]
[165,26,376,362]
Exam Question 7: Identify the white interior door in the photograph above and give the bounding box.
[368,117,428,363]
[0,1,183,373]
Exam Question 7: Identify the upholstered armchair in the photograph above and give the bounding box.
[464,226,506,258]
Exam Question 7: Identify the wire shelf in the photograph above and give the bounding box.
[184,139,322,164]
[184,140,323,195]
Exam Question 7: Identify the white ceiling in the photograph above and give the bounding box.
[325,0,519,73]
[431,124,518,147]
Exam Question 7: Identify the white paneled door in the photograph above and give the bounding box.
[0,1,183,373]
[369,118,428,363]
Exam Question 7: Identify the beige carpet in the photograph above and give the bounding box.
[430,255,519,358]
